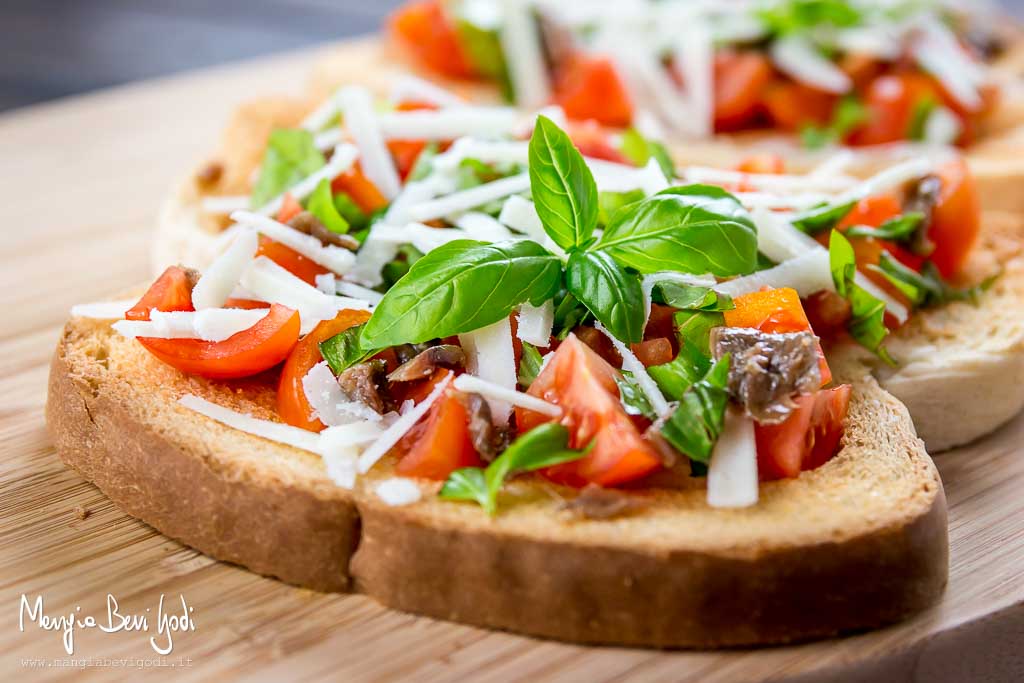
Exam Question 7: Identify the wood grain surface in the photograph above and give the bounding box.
[2,39,1024,683]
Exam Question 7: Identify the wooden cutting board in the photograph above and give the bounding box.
[1,38,1023,682]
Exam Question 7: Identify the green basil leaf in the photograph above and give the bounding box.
[440,424,589,515]
[528,115,598,250]
[619,128,674,180]
[673,309,725,356]
[551,291,591,340]
[648,338,712,401]
[251,128,325,209]
[319,324,371,374]
[829,230,895,364]
[566,250,645,343]
[518,342,545,388]
[455,19,507,80]
[380,243,424,291]
[844,212,924,242]
[361,239,562,347]
[616,374,657,419]
[799,96,867,149]
[333,192,369,230]
[759,0,861,36]
[792,200,856,235]
[306,179,350,234]
[596,185,758,276]
[598,189,645,228]
[870,252,998,308]
[653,282,734,312]
[908,97,938,140]
[659,355,731,464]
[439,468,489,509]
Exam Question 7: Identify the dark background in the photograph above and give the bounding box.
[0,0,1019,113]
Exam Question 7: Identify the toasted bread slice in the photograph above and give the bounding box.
[48,314,946,647]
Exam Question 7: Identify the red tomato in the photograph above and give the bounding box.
[724,288,832,386]
[222,298,271,310]
[256,235,329,286]
[331,163,389,214]
[760,81,836,131]
[395,390,482,480]
[645,304,678,348]
[839,53,883,90]
[850,73,943,146]
[518,335,662,487]
[388,0,476,79]
[802,291,851,338]
[277,309,372,432]
[630,338,673,367]
[126,266,195,321]
[736,154,785,175]
[836,194,901,230]
[713,51,773,131]
[553,54,633,128]
[755,385,851,480]
[568,120,630,164]
[928,157,980,277]
[276,193,303,223]
[138,304,300,380]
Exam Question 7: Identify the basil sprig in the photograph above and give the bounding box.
[528,115,599,251]
[619,128,674,180]
[844,212,925,242]
[440,424,590,515]
[360,239,562,348]
[869,252,998,309]
[566,251,646,344]
[829,230,895,364]
[251,128,325,209]
[659,355,731,465]
[597,185,758,276]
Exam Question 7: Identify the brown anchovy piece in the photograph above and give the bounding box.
[903,174,942,257]
[710,327,821,425]
[559,484,647,520]
[455,392,511,463]
[289,211,360,251]
[337,360,389,414]
[387,345,466,382]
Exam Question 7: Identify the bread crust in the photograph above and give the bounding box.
[46,316,949,647]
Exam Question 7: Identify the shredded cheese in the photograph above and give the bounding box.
[374,478,423,506]
[192,228,258,309]
[389,74,465,108]
[498,195,545,240]
[516,300,554,347]
[405,173,530,222]
[459,317,517,424]
[592,324,670,417]
[70,299,137,319]
[706,408,759,508]
[231,210,356,274]
[500,0,552,109]
[453,374,561,417]
[113,308,269,342]
[201,195,251,215]
[376,107,520,141]
[454,211,514,241]
[716,249,833,299]
[239,257,347,333]
[177,394,322,453]
[770,35,852,94]
[338,87,401,200]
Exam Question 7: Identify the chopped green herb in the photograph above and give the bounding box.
[619,128,675,180]
[673,309,725,356]
[908,97,938,141]
[653,282,734,312]
[829,230,895,364]
[648,338,712,401]
[844,212,925,242]
[792,199,856,235]
[306,179,350,234]
[870,252,999,308]
[250,128,325,209]
[659,355,731,465]
[800,95,868,149]
[518,342,545,388]
[616,373,657,419]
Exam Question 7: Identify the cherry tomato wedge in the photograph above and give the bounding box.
[395,390,482,480]
[724,288,832,386]
[553,54,633,128]
[850,73,942,146]
[928,157,981,278]
[754,385,851,480]
[761,81,835,131]
[125,266,194,321]
[332,163,389,214]
[713,51,773,131]
[278,309,372,432]
[256,235,329,286]
[138,304,300,380]
[518,335,662,487]
[388,0,476,79]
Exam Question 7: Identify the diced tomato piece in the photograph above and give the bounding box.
[760,80,836,131]
[389,139,428,180]
[395,390,482,480]
[724,288,832,386]
[630,338,673,367]
[125,266,195,321]
[276,193,303,223]
[256,235,329,286]
[645,304,678,348]
[803,290,851,338]
[277,309,372,432]
[222,298,271,310]
[553,54,633,128]
[388,0,476,79]
[331,163,389,214]
[517,335,662,487]
[928,157,980,278]
[836,194,901,231]
[736,154,785,175]
[714,50,773,131]
[138,304,300,380]
[850,73,945,146]
[572,325,622,367]
[754,385,851,480]
[839,53,884,90]
[567,120,630,164]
